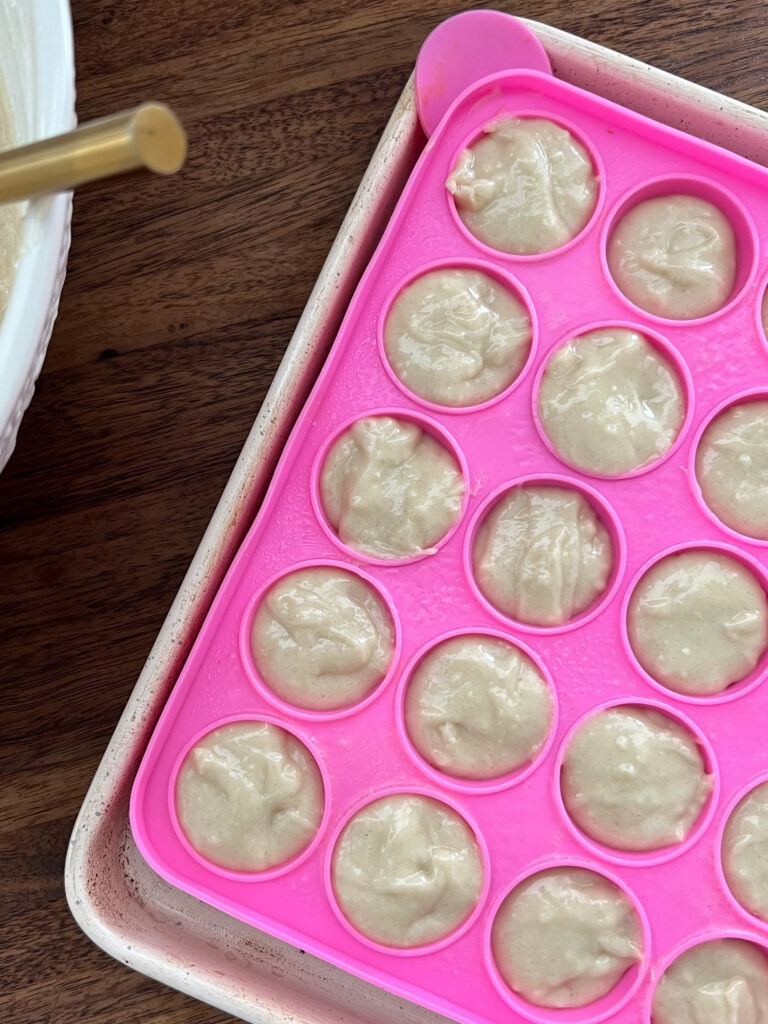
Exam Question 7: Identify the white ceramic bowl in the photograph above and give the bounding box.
[0,0,75,472]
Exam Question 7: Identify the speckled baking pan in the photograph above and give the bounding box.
[66,18,768,1024]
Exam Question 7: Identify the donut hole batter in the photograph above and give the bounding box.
[628,549,768,697]
[251,566,395,712]
[723,781,768,923]
[331,793,484,948]
[561,705,712,853]
[320,416,465,560]
[472,483,614,627]
[652,939,768,1024]
[175,721,324,872]
[447,116,598,255]
[491,867,643,1009]
[538,327,685,476]
[383,267,532,407]
[696,399,768,541]
[404,634,553,781]
[607,193,737,320]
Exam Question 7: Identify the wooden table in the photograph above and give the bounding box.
[2,1,766,1020]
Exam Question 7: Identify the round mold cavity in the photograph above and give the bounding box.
[464,474,625,635]
[446,109,605,262]
[644,930,768,1024]
[691,388,768,546]
[621,541,768,705]
[717,771,768,933]
[311,408,470,567]
[756,270,768,348]
[241,559,401,721]
[485,856,651,1024]
[601,175,758,324]
[554,698,720,867]
[377,257,538,414]
[531,320,694,481]
[169,714,330,882]
[324,785,491,957]
[396,627,558,794]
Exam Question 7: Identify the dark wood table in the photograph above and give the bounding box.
[2,1,766,1020]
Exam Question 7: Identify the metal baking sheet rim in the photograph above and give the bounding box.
[64,20,768,1024]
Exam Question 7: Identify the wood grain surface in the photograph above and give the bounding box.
[1,1,767,1021]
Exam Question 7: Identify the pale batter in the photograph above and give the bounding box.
[492,867,643,1009]
[472,484,613,626]
[696,400,768,540]
[607,194,736,320]
[652,939,768,1024]
[446,116,598,255]
[176,721,324,872]
[0,91,19,317]
[723,781,768,922]
[320,416,465,560]
[404,634,553,780]
[251,566,395,711]
[561,705,712,852]
[383,267,532,407]
[538,327,685,476]
[331,793,483,947]
[628,550,768,697]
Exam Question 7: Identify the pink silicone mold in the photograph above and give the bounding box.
[131,11,768,1024]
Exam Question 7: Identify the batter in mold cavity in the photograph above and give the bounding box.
[250,566,395,712]
[561,705,712,853]
[446,116,598,255]
[472,483,613,627]
[723,781,768,923]
[383,267,532,407]
[492,867,643,1009]
[331,793,483,948]
[652,939,768,1024]
[175,721,324,872]
[538,327,685,476]
[696,400,768,541]
[404,634,553,780]
[607,194,736,320]
[320,415,465,560]
[628,549,768,697]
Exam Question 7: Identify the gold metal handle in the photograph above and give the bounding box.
[0,102,187,203]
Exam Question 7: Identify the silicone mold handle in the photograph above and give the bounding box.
[414,9,552,136]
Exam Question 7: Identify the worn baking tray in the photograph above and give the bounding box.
[65,18,768,1024]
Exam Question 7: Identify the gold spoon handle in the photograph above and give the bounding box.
[0,102,187,203]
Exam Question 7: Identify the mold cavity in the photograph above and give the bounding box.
[536,325,687,477]
[695,396,768,542]
[382,264,533,409]
[447,115,599,256]
[402,632,554,783]
[471,479,617,629]
[627,546,768,699]
[249,564,396,713]
[605,179,755,321]
[174,720,324,874]
[330,792,485,950]
[722,780,768,925]
[317,413,466,562]
[490,866,644,1012]
[651,938,768,1024]
[560,703,714,858]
